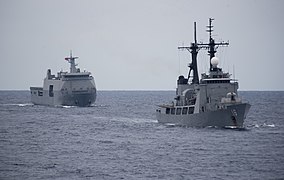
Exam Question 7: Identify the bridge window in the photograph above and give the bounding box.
[176,108,181,115]
[171,108,175,115]
[182,107,188,115]
[38,91,43,96]
[206,80,230,84]
[188,107,194,114]
[166,108,170,114]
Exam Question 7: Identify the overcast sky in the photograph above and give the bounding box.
[0,0,283,90]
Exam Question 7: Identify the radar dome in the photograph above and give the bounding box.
[211,57,219,67]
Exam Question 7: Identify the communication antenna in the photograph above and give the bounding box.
[194,22,197,44]
[198,18,229,71]
[178,49,181,74]
[233,64,236,93]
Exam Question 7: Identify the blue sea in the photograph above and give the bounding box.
[0,91,283,179]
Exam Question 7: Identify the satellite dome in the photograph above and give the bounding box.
[211,57,219,67]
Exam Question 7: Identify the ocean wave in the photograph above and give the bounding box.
[61,105,77,108]
[164,123,177,128]
[0,103,33,107]
[91,104,111,108]
[54,104,110,108]
[248,123,276,128]
[109,116,157,124]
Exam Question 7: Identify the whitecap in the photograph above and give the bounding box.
[263,123,275,128]
[18,103,33,107]
[224,126,238,129]
[0,103,33,107]
[164,123,177,128]
[253,124,260,128]
[267,124,275,127]
[91,104,110,108]
[61,105,76,108]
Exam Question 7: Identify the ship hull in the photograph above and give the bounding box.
[156,103,251,128]
[30,89,96,107]
[60,92,96,107]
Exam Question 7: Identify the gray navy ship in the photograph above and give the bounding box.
[156,18,251,128]
[30,52,97,107]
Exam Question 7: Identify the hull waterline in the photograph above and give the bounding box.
[157,103,251,128]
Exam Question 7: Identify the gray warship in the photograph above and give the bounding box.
[30,52,96,107]
[156,18,251,128]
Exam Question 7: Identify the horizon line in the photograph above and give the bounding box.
[1,89,284,92]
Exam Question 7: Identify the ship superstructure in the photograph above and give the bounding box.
[30,52,96,107]
[156,18,250,127]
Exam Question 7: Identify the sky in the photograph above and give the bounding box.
[0,0,283,91]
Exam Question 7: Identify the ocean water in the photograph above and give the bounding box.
[0,91,283,179]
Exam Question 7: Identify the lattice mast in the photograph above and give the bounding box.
[64,51,79,73]
[178,18,229,84]
[200,18,229,71]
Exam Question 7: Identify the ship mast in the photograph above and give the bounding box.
[190,22,199,84]
[199,18,229,71]
[178,18,229,84]
[178,22,205,84]
[65,51,79,73]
